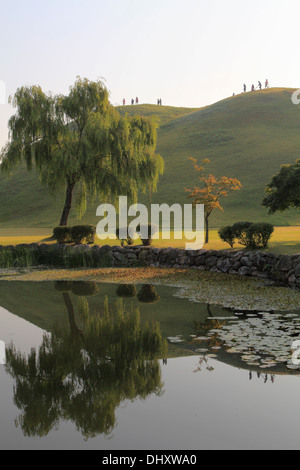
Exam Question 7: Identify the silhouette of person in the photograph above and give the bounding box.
[122,98,125,106]
[265,79,269,88]
[251,84,255,92]
[131,98,134,105]
[136,97,139,104]
[243,84,246,93]
[258,81,262,90]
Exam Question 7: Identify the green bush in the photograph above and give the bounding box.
[219,221,274,249]
[136,224,158,247]
[116,227,135,247]
[231,222,253,246]
[53,226,72,244]
[70,225,96,244]
[244,223,274,248]
[218,226,235,248]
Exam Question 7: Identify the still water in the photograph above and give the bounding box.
[0,280,300,450]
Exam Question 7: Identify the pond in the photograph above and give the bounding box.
[0,280,300,450]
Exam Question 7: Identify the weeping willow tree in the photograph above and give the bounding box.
[1,77,164,226]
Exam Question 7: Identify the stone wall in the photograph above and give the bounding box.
[1,243,300,289]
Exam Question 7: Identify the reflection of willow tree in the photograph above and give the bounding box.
[137,285,160,304]
[5,294,167,440]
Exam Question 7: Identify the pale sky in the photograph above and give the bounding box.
[1,0,300,148]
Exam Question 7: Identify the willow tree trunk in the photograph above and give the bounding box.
[59,181,75,226]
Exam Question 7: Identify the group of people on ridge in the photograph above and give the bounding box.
[243,79,269,93]
[122,97,139,106]
[122,97,163,106]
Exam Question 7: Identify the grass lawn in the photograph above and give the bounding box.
[0,226,298,255]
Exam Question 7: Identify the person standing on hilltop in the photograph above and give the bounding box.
[122,98,126,106]
[251,84,255,91]
[258,81,262,90]
[136,97,139,104]
[265,79,269,88]
[243,84,246,93]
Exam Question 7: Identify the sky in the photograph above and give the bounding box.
[1,0,300,148]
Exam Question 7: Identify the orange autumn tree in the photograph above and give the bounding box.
[185,158,242,244]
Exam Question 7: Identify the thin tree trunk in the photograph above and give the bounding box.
[59,181,75,226]
[205,214,209,244]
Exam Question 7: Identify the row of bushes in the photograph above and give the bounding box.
[53,225,96,245]
[54,224,157,246]
[218,222,274,248]
[116,224,157,247]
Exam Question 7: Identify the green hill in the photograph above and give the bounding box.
[0,88,299,229]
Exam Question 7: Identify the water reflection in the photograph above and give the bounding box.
[5,283,167,439]
[116,284,137,299]
[137,285,160,304]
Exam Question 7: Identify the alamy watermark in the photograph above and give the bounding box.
[291,340,300,366]
[96,196,205,250]
[0,81,6,105]
[0,341,6,365]
[291,89,300,105]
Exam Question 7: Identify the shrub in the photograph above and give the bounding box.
[70,225,96,244]
[218,226,235,248]
[53,226,72,244]
[232,222,253,246]
[244,223,274,248]
[136,224,158,247]
[116,227,135,247]
[219,221,274,249]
